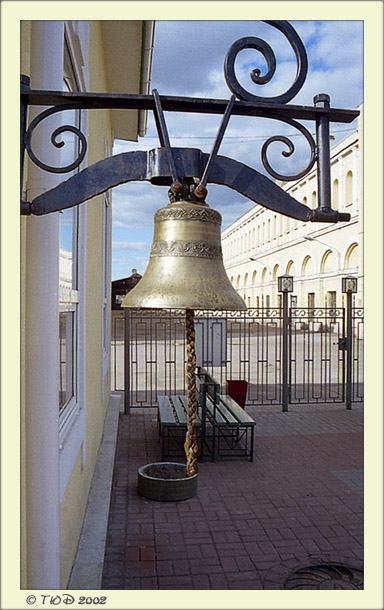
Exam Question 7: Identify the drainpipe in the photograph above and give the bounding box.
[138,21,155,137]
[24,20,63,589]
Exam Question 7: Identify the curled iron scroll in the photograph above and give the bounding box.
[261,115,316,181]
[224,20,308,104]
[24,104,87,174]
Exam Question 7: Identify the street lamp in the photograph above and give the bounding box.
[278,274,294,412]
[278,274,294,293]
[342,275,357,409]
[342,275,358,294]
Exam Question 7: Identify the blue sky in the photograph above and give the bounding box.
[111,20,363,281]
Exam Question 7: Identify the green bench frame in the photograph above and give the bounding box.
[158,367,256,461]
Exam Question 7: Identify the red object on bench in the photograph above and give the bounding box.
[226,380,248,410]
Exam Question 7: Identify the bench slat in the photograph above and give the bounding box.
[220,395,256,425]
[170,395,188,425]
[158,395,179,426]
[206,396,228,424]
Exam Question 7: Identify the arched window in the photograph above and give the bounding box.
[344,243,358,270]
[252,270,257,284]
[272,264,279,281]
[311,191,317,209]
[261,267,268,283]
[301,255,315,276]
[320,250,336,274]
[345,170,353,206]
[332,178,339,209]
[286,260,295,275]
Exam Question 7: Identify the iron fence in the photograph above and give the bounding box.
[111,306,364,410]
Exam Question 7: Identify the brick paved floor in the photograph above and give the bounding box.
[101,404,363,590]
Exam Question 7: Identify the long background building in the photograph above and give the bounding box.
[222,107,363,310]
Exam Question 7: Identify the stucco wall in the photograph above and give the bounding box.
[59,21,113,588]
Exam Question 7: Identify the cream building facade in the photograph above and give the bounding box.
[222,108,363,310]
[20,20,154,589]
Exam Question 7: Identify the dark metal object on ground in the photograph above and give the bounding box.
[283,563,363,590]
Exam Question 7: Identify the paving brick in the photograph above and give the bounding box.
[158,575,193,588]
[102,406,363,590]
[192,573,211,589]
[156,560,174,576]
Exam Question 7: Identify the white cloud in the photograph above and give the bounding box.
[111,20,363,279]
[112,241,149,251]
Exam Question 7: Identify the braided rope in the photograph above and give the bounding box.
[184,308,198,476]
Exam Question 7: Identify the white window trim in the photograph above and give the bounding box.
[59,26,89,497]
[102,140,112,399]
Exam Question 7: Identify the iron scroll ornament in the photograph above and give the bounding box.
[224,20,308,104]
[24,104,87,174]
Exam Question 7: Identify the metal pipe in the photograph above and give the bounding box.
[138,21,155,137]
[314,94,332,213]
[282,291,289,412]
[124,308,131,414]
[345,291,353,410]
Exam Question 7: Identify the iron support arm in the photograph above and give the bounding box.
[25,148,349,223]
[21,86,359,124]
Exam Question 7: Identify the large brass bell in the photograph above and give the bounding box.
[122,198,246,311]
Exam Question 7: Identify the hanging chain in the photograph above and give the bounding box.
[184,308,198,476]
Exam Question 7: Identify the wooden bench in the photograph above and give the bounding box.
[158,367,256,461]
[196,367,256,462]
[157,394,201,461]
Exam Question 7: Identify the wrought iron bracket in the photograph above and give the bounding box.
[21,20,359,223]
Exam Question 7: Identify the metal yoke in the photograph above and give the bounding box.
[20,20,359,223]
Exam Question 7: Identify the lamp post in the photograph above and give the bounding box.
[278,274,294,412]
[342,275,358,409]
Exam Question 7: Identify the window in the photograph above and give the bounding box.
[102,186,112,387]
[308,292,315,317]
[332,179,339,209]
[345,170,353,206]
[59,39,82,427]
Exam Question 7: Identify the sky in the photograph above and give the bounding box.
[111,20,363,281]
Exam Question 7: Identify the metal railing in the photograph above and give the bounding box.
[111,306,363,410]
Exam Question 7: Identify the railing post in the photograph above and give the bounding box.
[124,307,131,414]
[341,276,358,410]
[282,291,290,412]
[345,292,353,410]
[278,274,294,412]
